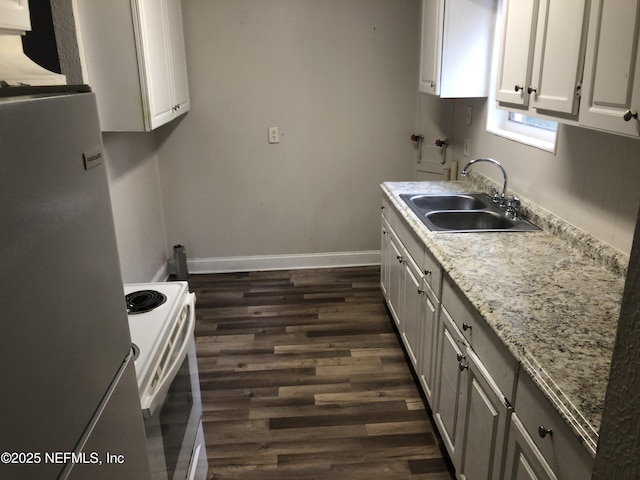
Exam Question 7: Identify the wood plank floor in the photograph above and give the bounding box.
[189,266,455,480]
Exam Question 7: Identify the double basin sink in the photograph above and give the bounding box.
[400,193,540,232]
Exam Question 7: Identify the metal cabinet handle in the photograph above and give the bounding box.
[624,110,638,121]
[459,361,469,372]
[456,353,465,362]
[417,288,424,295]
[527,86,537,94]
[397,255,403,263]
[462,323,472,331]
[514,85,523,92]
[538,426,553,438]
[424,269,432,275]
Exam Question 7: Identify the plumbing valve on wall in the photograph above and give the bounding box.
[410,134,424,162]
[434,138,449,164]
[412,135,457,181]
[411,135,449,165]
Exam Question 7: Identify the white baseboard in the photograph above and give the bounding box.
[174,250,381,274]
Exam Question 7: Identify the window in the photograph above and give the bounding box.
[508,112,557,132]
[486,104,558,152]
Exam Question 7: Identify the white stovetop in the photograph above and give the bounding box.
[124,281,189,392]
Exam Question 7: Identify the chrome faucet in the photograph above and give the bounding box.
[461,158,508,205]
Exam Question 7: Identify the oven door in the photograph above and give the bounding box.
[143,294,204,480]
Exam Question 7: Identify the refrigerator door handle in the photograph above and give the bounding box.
[141,293,196,417]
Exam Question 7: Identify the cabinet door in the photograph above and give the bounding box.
[433,309,466,460]
[419,0,444,95]
[495,0,537,106]
[440,0,496,98]
[380,217,391,298]
[401,254,423,368]
[0,0,30,32]
[136,0,175,130]
[418,287,438,406]
[387,230,403,328]
[166,0,190,113]
[579,0,640,136]
[504,414,558,480]
[456,349,511,480]
[528,0,588,114]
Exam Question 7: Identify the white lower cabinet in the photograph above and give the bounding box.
[379,194,593,480]
[434,304,512,480]
[401,253,423,368]
[381,202,441,408]
[418,285,438,405]
[433,308,467,459]
[504,413,558,480]
[455,348,511,480]
[508,372,594,480]
[381,213,403,328]
[380,214,391,299]
[387,228,403,328]
[382,198,511,478]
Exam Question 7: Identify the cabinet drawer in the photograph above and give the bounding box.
[423,247,442,300]
[442,275,474,343]
[381,195,390,221]
[390,205,442,298]
[442,274,518,401]
[390,206,424,268]
[514,372,594,480]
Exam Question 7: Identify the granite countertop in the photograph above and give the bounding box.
[381,175,629,457]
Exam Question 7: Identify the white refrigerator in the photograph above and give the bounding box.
[0,86,152,480]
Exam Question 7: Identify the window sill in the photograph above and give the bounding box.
[486,123,557,154]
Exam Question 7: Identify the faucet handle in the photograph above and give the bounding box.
[506,196,521,219]
[491,188,500,204]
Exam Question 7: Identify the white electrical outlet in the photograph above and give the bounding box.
[268,126,280,144]
[464,138,470,156]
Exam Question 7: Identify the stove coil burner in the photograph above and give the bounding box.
[126,290,167,314]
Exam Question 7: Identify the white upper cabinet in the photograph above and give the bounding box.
[494,0,536,107]
[579,0,640,137]
[419,0,496,98]
[136,0,190,129]
[496,0,589,118]
[0,0,30,33]
[166,0,190,115]
[75,0,190,132]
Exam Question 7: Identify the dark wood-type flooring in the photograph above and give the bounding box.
[190,266,455,480]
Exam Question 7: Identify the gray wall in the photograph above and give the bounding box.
[154,0,420,265]
[102,133,168,283]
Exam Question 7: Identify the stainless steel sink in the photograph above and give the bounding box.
[399,192,540,232]
[426,211,531,231]
[403,193,490,211]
